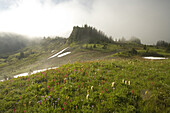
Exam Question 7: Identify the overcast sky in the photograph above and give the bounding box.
[0,0,170,44]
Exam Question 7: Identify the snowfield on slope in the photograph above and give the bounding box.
[48,47,69,59]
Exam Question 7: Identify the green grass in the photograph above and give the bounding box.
[0,58,169,112]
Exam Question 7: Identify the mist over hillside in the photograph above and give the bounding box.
[0,32,31,55]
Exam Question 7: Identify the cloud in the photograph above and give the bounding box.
[0,0,170,44]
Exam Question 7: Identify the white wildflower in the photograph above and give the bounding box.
[125,81,127,84]
[91,86,93,90]
[122,79,124,83]
[112,82,115,87]
[86,94,89,100]
[128,81,130,85]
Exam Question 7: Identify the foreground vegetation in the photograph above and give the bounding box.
[0,58,169,112]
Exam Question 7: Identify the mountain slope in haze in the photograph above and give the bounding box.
[68,25,113,44]
[0,32,29,55]
[0,25,170,80]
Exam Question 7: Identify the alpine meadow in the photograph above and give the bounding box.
[0,0,170,113]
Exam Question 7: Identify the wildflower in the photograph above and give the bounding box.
[37,100,42,104]
[101,100,103,103]
[86,94,89,100]
[131,90,133,94]
[112,87,115,90]
[125,81,127,84]
[13,108,15,113]
[111,95,112,98]
[61,108,64,110]
[92,105,94,108]
[63,102,67,106]
[145,91,148,95]
[69,100,71,103]
[58,98,60,101]
[122,79,124,83]
[91,86,93,90]
[112,82,115,87]
[47,86,49,88]
[152,82,154,86]
[105,88,107,92]
[24,110,26,113]
[128,81,130,85]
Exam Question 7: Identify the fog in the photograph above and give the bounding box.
[0,0,170,44]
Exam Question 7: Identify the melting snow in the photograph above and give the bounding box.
[48,47,69,59]
[0,80,4,82]
[143,57,168,60]
[14,73,28,78]
[58,52,71,58]
[13,67,58,78]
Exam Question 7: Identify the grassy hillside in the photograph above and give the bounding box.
[0,26,169,80]
[0,58,169,112]
[0,37,67,80]
[1,40,170,80]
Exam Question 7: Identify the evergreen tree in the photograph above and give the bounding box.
[19,52,24,59]
[143,45,147,50]
[156,40,169,47]
[93,44,96,48]
[130,48,138,55]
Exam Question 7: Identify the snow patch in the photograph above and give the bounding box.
[48,47,69,59]
[13,67,58,78]
[58,52,71,58]
[143,57,168,60]
[14,73,28,78]
[0,79,4,82]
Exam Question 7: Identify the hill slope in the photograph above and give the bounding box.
[0,59,169,112]
[0,32,30,55]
